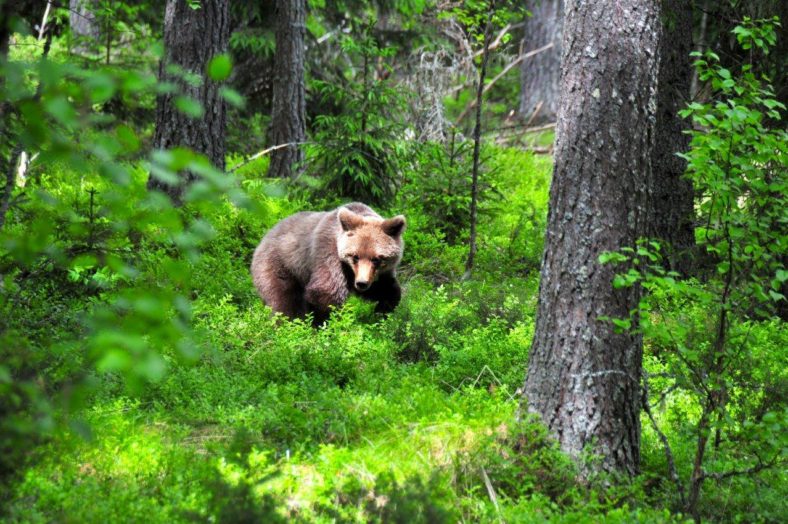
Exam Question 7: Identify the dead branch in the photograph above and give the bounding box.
[472,21,524,59]
[481,466,502,522]
[228,142,311,173]
[455,43,555,124]
[37,2,53,40]
[485,42,553,95]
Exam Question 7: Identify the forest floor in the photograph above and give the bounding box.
[4,146,784,523]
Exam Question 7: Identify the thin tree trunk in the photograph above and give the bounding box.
[0,2,16,227]
[650,0,695,274]
[148,0,230,203]
[1,13,53,231]
[463,0,495,280]
[521,0,661,477]
[0,0,19,121]
[0,145,21,231]
[267,0,306,179]
[519,0,563,125]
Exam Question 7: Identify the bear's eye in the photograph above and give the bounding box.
[352,255,359,263]
[371,257,381,267]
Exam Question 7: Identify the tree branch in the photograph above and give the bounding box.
[701,453,782,482]
[455,43,555,124]
[228,141,311,173]
[471,22,524,59]
[643,372,686,506]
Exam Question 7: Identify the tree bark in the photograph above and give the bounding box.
[521,0,661,477]
[69,0,101,55]
[519,0,563,124]
[650,0,695,274]
[148,0,230,203]
[267,0,306,179]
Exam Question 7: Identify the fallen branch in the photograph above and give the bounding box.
[480,466,502,521]
[523,100,543,127]
[485,121,556,135]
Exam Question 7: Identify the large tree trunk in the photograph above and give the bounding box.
[519,0,563,124]
[148,0,230,202]
[521,0,661,477]
[650,0,695,274]
[267,0,306,179]
[69,0,100,55]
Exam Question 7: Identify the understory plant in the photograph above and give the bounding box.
[602,17,787,522]
[0,32,247,500]
[306,20,407,206]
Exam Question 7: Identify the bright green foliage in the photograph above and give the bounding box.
[440,0,523,46]
[2,6,786,524]
[1,117,681,520]
[207,54,233,82]
[398,139,478,244]
[65,0,163,67]
[681,17,787,320]
[0,21,246,499]
[601,18,787,521]
[398,144,550,279]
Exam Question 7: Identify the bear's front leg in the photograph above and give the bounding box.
[304,265,350,325]
[364,273,401,314]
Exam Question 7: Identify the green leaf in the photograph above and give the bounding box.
[85,72,117,104]
[44,95,77,126]
[599,252,627,264]
[116,124,140,153]
[96,349,132,373]
[207,54,232,82]
[174,96,204,118]
[219,86,245,108]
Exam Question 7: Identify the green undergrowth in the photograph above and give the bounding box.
[3,144,783,522]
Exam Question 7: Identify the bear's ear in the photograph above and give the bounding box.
[338,207,364,232]
[382,215,406,237]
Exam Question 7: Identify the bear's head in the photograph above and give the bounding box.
[337,207,406,292]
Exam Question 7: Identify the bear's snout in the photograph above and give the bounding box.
[354,259,375,291]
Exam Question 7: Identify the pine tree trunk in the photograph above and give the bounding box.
[521,0,661,477]
[650,0,695,274]
[69,0,100,55]
[148,0,230,203]
[519,0,563,124]
[267,0,306,179]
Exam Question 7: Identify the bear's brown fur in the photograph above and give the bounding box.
[251,202,405,324]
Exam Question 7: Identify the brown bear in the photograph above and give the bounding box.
[251,202,406,324]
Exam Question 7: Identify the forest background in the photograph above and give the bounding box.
[0,0,786,522]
